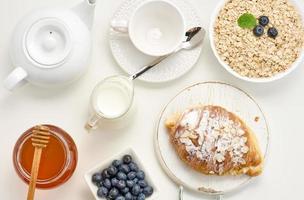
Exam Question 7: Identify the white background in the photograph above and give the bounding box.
[0,0,303,199]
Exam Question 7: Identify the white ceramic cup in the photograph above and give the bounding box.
[111,0,185,57]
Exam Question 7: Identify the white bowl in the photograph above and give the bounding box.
[209,0,304,83]
[84,147,159,200]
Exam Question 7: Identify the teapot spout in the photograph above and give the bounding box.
[72,0,96,30]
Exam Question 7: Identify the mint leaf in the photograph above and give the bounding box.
[238,13,257,29]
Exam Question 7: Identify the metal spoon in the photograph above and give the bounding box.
[130,27,205,80]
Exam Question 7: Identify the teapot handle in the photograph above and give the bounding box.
[3,67,28,91]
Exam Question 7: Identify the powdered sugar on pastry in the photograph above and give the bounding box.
[176,106,250,175]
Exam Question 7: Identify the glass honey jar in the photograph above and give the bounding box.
[13,124,78,189]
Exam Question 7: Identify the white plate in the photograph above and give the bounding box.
[155,82,270,195]
[84,147,159,200]
[109,0,203,83]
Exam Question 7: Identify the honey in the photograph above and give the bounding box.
[13,125,77,189]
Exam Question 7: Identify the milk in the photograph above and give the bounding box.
[92,76,133,120]
[96,85,130,118]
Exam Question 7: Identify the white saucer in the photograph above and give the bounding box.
[109,0,202,83]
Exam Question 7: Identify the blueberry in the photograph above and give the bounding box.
[92,173,103,184]
[103,178,112,189]
[108,188,119,199]
[136,171,145,180]
[123,155,132,164]
[121,187,129,194]
[131,185,141,196]
[126,180,135,188]
[96,181,103,188]
[116,180,126,190]
[128,162,139,172]
[125,192,133,200]
[133,178,139,184]
[108,166,118,176]
[268,27,278,39]
[138,180,147,188]
[127,172,136,180]
[117,172,127,180]
[119,164,130,174]
[137,193,145,200]
[253,25,264,37]
[102,169,111,179]
[143,186,153,197]
[97,186,108,198]
[259,16,269,26]
[112,159,123,168]
[111,178,119,187]
[115,196,125,200]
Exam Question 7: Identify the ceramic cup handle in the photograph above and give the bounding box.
[111,20,129,33]
[3,67,28,91]
[85,113,101,132]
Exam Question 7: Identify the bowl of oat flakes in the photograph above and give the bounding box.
[210,0,304,83]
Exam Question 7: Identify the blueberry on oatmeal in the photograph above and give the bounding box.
[259,16,269,26]
[268,27,278,39]
[253,25,264,37]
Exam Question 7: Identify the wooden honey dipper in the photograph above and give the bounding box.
[27,125,51,200]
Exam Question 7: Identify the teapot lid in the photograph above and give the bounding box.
[25,18,72,68]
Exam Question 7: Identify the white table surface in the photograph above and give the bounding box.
[0,0,303,199]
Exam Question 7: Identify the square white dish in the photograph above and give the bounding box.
[84,147,159,200]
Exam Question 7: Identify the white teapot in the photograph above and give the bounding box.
[4,0,96,90]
